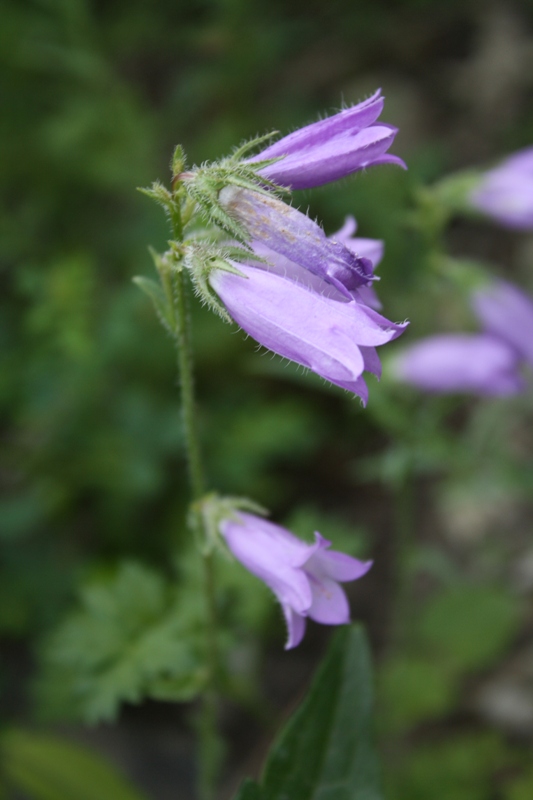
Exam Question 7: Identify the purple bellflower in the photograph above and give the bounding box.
[219,186,375,299]
[392,333,524,395]
[470,147,533,230]
[210,259,407,405]
[249,89,406,190]
[471,279,533,367]
[219,512,372,649]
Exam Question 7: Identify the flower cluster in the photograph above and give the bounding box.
[392,279,533,395]
[209,193,406,404]
[219,512,372,649]
[173,92,405,645]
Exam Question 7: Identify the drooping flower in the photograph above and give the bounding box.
[249,89,406,190]
[469,147,533,230]
[209,260,407,404]
[471,279,533,366]
[391,334,524,395]
[219,512,372,649]
[219,186,374,299]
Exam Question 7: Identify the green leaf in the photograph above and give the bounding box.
[37,562,207,723]
[132,275,174,334]
[416,585,521,671]
[261,625,383,800]
[234,779,265,800]
[506,772,533,800]
[2,729,148,800]
[379,655,457,733]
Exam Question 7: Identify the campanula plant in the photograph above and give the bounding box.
[134,93,406,798]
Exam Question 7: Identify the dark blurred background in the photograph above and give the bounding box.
[3,1,533,798]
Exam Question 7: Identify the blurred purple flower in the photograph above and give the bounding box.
[471,279,533,366]
[219,186,374,299]
[249,89,406,190]
[470,147,533,230]
[210,260,407,404]
[392,334,524,395]
[219,512,372,649]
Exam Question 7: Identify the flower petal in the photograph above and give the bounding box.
[307,575,351,624]
[471,279,533,366]
[308,549,373,582]
[282,604,307,650]
[253,91,384,160]
[470,147,533,230]
[220,514,314,613]
[392,333,525,395]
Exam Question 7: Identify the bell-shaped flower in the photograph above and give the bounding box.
[471,279,533,367]
[469,147,533,230]
[391,333,524,395]
[249,89,406,190]
[219,186,374,299]
[209,258,407,404]
[219,512,372,649]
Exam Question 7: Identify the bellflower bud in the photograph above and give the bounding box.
[219,512,372,649]
[471,279,533,367]
[391,334,524,395]
[219,186,374,299]
[249,89,406,190]
[469,147,533,230]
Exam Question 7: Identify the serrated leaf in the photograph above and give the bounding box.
[2,729,148,800]
[234,779,265,800]
[37,562,207,724]
[262,625,383,800]
[132,275,174,333]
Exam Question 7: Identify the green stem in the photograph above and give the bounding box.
[172,266,205,500]
[161,200,221,800]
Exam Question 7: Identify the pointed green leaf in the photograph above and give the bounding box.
[2,729,148,800]
[262,625,383,800]
[132,276,174,334]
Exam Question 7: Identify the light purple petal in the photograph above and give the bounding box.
[259,126,401,190]
[220,514,314,613]
[282,604,307,650]
[470,147,533,230]
[471,279,533,366]
[359,346,382,377]
[330,216,384,269]
[307,575,351,624]
[352,284,383,310]
[333,215,358,240]
[252,91,384,160]
[307,548,373,582]
[329,375,369,405]
[393,333,525,395]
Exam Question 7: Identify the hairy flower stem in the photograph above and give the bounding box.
[162,200,222,800]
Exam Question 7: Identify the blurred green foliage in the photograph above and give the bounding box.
[1,728,149,800]
[3,0,533,798]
